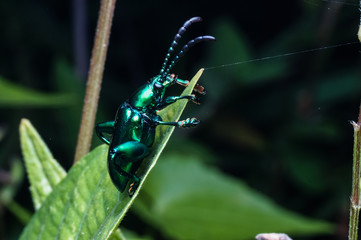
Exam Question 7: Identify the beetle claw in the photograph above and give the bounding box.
[128,181,140,197]
[178,117,200,128]
[191,95,201,105]
[175,78,206,96]
[194,83,206,95]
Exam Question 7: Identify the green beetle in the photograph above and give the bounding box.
[96,17,215,196]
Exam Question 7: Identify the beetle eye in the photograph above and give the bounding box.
[154,82,163,88]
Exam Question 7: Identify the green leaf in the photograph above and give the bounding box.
[0,76,75,107]
[19,69,204,239]
[0,159,24,204]
[19,119,67,209]
[5,201,32,225]
[109,228,152,240]
[19,145,113,240]
[0,159,31,224]
[108,229,126,240]
[121,229,153,240]
[134,153,334,240]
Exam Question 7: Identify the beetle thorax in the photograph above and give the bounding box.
[128,79,166,112]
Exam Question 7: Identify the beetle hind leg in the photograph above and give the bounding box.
[108,141,149,196]
[110,163,141,196]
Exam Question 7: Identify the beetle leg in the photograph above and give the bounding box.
[180,95,201,104]
[156,117,200,128]
[176,117,201,128]
[108,141,148,195]
[176,78,206,95]
[110,141,149,161]
[112,163,141,197]
[95,121,115,145]
[158,95,200,109]
[112,163,141,183]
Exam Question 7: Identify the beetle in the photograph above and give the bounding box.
[95,17,215,196]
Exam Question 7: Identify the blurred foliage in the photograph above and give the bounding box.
[134,153,332,239]
[1,0,361,239]
[19,120,331,240]
[0,76,75,108]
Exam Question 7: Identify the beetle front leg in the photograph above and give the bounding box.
[175,77,206,95]
[158,95,200,109]
[156,117,200,128]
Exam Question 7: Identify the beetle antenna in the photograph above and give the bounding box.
[164,35,216,75]
[159,17,203,77]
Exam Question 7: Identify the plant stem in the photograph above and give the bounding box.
[74,0,116,163]
[349,106,361,240]
[349,4,361,239]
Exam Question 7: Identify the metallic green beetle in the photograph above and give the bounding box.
[96,17,215,196]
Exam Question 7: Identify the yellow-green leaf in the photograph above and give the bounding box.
[19,119,66,209]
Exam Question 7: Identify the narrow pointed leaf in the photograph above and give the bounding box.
[0,77,74,107]
[19,119,66,209]
[19,69,204,239]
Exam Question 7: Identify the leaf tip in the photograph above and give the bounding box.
[197,68,204,76]
[19,119,37,142]
[20,118,31,130]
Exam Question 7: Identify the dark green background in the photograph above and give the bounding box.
[0,0,360,239]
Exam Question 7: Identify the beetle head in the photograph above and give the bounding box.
[150,74,177,90]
